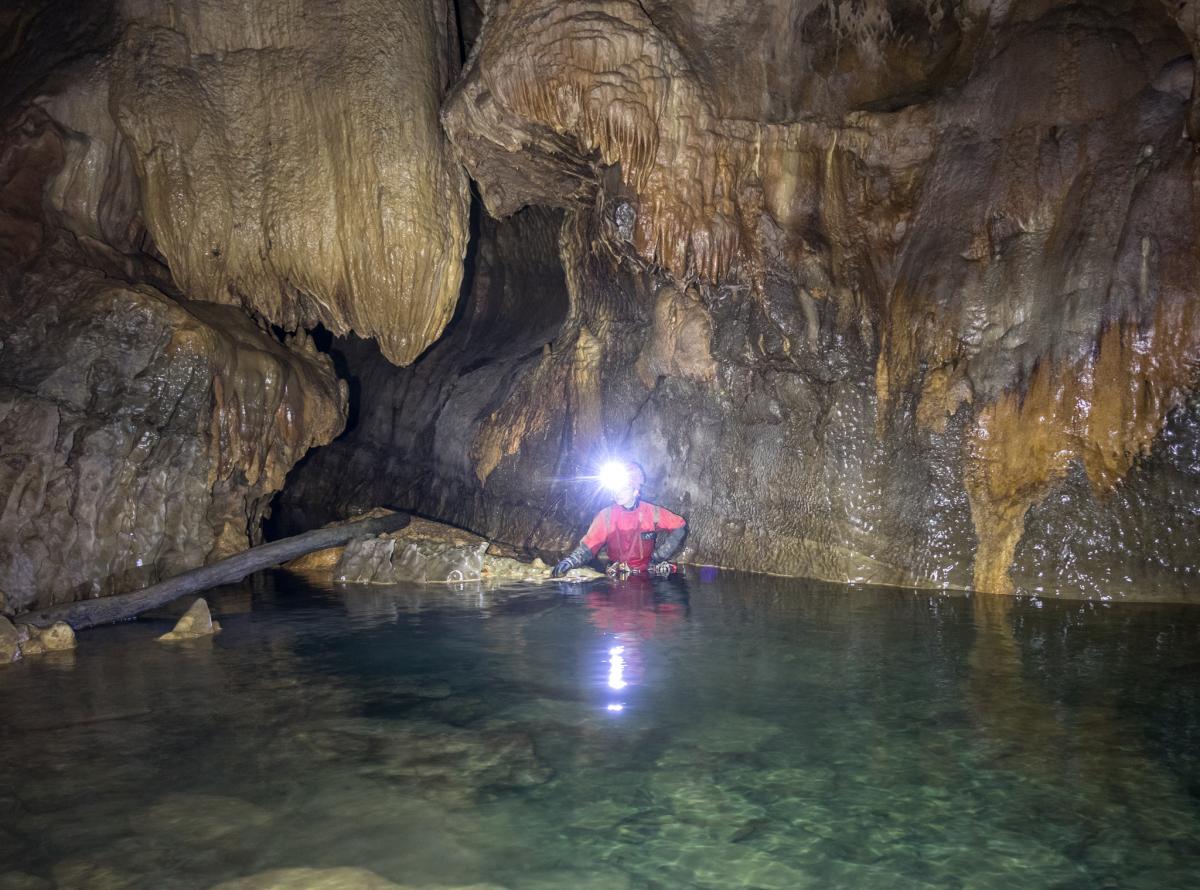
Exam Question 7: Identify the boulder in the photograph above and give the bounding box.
[15,621,76,657]
[157,598,221,642]
[0,616,21,665]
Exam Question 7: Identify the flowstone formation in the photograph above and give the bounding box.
[281,0,1200,599]
[110,0,470,366]
[1,0,468,611]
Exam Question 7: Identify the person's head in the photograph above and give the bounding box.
[599,460,645,509]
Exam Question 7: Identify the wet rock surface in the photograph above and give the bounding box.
[157,598,221,642]
[16,621,76,658]
[0,244,347,611]
[279,0,1200,600]
[2,0,1199,601]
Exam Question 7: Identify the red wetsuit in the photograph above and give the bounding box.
[580,501,686,573]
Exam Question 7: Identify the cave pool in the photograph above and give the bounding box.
[2,570,1199,889]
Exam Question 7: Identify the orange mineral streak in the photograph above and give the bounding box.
[965,297,1200,594]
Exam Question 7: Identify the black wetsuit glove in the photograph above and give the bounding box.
[553,543,593,577]
[652,524,687,562]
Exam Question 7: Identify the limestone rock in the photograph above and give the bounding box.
[334,533,599,586]
[157,598,220,642]
[0,617,21,665]
[0,873,52,890]
[0,240,347,612]
[135,793,271,846]
[16,621,76,657]
[51,858,141,890]
[211,869,508,890]
[286,0,1200,601]
[110,0,469,367]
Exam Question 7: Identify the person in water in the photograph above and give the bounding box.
[552,460,687,577]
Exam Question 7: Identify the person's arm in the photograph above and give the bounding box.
[553,543,594,577]
[652,507,687,561]
[552,511,606,576]
[653,524,686,561]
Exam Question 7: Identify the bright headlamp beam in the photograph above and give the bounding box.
[598,460,631,493]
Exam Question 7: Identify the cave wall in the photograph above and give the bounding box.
[282,0,1200,600]
[0,0,468,612]
[4,0,1199,605]
[0,94,347,613]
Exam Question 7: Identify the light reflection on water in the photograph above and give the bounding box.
[1,570,1198,889]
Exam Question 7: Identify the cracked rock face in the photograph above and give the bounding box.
[0,83,347,612]
[0,244,347,611]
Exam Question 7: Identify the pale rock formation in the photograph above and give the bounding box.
[331,517,597,585]
[157,597,220,641]
[110,0,470,366]
[15,620,76,657]
[0,616,20,665]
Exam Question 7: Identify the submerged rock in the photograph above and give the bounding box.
[0,873,51,890]
[209,868,402,889]
[135,793,272,846]
[209,867,510,889]
[157,598,221,642]
[52,858,141,890]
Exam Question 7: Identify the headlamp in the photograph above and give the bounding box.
[598,460,632,493]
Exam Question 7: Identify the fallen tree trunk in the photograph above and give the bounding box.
[22,511,411,631]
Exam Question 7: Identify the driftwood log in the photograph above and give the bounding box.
[22,511,411,631]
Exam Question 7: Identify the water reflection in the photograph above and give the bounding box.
[585,575,690,711]
[2,573,1199,888]
[966,593,1200,886]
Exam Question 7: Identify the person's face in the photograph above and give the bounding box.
[613,482,639,508]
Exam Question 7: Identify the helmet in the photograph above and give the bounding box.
[598,459,645,493]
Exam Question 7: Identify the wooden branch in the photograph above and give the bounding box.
[21,511,411,631]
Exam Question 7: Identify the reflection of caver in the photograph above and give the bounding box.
[585,577,687,640]
[552,460,687,577]
[588,577,689,695]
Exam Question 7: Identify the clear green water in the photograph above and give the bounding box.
[2,571,1199,889]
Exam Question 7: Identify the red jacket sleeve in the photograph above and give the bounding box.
[580,509,610,553]
[652,504,686,531]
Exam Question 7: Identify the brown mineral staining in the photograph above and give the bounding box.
[966,297,1200,593]
[110,0,469,367]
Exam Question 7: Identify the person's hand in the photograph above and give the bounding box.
[648,561,675,577]
[552,559,573,578]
